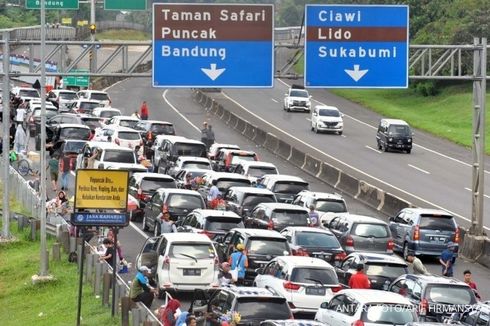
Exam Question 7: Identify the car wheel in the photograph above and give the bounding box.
[377,140,382,150]
[286,106,291,112]
[142,215,149,231]
[403,242,409,260]
[406,149,411,154]
[311,123,314,131]
[154,222,160,237]
[383,143,389,152]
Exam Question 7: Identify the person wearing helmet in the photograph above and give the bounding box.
[228,243,248,286]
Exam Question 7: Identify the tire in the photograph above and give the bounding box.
[383,143,389,152]
[338,131,343,135]
[311,124,314,131]
[18,160,30,176]
[154,222,160,237]
[403,242,409,260]
[377,140,382,150]
[406,149,412,154]
[286,106,291,112]
[142,215,149,231]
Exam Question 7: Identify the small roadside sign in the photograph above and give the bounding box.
[61,17,72,25]
[26,0,79,10]
[71,212,128,227]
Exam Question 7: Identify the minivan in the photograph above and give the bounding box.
[376,118,413,153]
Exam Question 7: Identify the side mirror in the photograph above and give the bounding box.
[389,217,394,222]
[320,302,329,309]
[313,112,318,116]
[255,267,263,275]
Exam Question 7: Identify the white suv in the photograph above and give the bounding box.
[93,126,142,150]
[76,141,146,172]
[311,105,344,135]
[254,256,341,315]
[77,90,111,107]
[11,87,40,102]
[283,86,311,112]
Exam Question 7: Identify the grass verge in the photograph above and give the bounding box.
[96,29,150,41]
[0,224,119,326]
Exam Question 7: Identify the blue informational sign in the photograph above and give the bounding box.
[305,5,409,88]
[71,212,128,227]
[152,3,274,88]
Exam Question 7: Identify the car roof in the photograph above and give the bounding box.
[80,90,108,94]
[76,99,100,104]
[131,172,174,181]
[94,107,121,112]
[315,105,339,111]
[230,228,285,239]
[104,126,139,132]
[257,202,309,212]
[343,214,387,225]
[406,274,470,286]
[297,190,343,200]
[223,149,256,155]
[222,285,283,298]
[163,232,212,243]
[211,143,240,149]
[112,115,139,121]
[142,120,173,125]
[85,141,122,149]
[51,89,77,94]
[262,321,325,326]
[177,156,210,162]
[57,123,90,129]
[155,135,187,142]
[348,252,407,265]
[156,188,202,196]
[338,289,412,305]
[192,209,242,219]
[238,161,277,168]
[205,172,250,180]
[227,187,275,195]
[381,118,409,126]
[276,255,335,269]
[401,208,453,217]
[284,226,335,235]
[264,174,307,183]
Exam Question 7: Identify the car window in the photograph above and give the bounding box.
[340,296,358,316]
[169,242,215,259]
[462,310,480,326]
[341,257,355,271]
[210,291,230,313]
[150,124,175,135]
[118,131,140,140]
[60,127,90,140]
[173,143,206,157]
[290,267,338,285]
[216,179,251,191]
[477,312,489,326]
[272,182,308,194]
[167,194,204,209]
[427,286,475,305]
[204,216,244,232]
[271,210,309,225]
[231,154,256,165]
[394,212,409,224]
[182,162,211,170]
[101,111,120,118]
[102,150,135,163]
[419,215,455,231]
[235,298,290,320]
[365,263,407,279]
[248,166,278,178]
[19,89,40,98]
[119,120,138,128]
[59,92,77,100]
[247,238,289,256]
[315,199,347,213]
[296,231,340,248]
[352,223,389,238]
[362,304,415,324]
[141,178,176,192]
[91,93,110,101]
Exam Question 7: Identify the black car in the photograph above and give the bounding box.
[27,105,58,136]
[224,186,277,218]
[449,302,490,326]
[336,252,408,290]
[176,209,244,240]
[376,118,413,153]
[389,274,478,322]
[155,136,207,174]
[246,203,310,231]
[134,120,175,155]
[217,228,291,284]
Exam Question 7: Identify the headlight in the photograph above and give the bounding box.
[388,137,393,142]
[338,122,343,126]
[408,138,412,143]
[306,102,311,107]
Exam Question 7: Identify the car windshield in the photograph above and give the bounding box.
[81,118,102,130]
[365,263,407,279]
[103,150,135,163]
[419,215,455,231]
[427,286,475,305]
[248,238,289,256]
[59,92,77,100]
[34,109,57,117]
[296,232,340,248]
[101,111,120,118]
[19,89,39,98]
[236,298,290,321]
[174,143,206,157]
[119,120,139,128]
[167,194,203,209]
[273,182,308,194]
[272,210,309,226]
[169,243,214,259]
[63,141,86,154]
[352,223,389,238]
[388,124,411,136]
[231,155,256,165]
[118,131,140,140]
[141,178,176,192]
[290,90,309,98]
[242,194,276,208]
[319,108,340,117]
[91,93,110,101]
[315,199,347,213]
[80,102,99,110]
[290,267,338,285]
[151,123,175,135]
[216,179,251,192]
[182,162,211,170]
[362,304,415,325]
[205,216,244,232]
[60,128,90,140]
[248,166,278,178]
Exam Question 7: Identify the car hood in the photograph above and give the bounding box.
[317,116,343,123]
[288,96,310,102]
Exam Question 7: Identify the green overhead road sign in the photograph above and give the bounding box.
[65,69,90,88]
[26,0,79,10]
[105,0,146,11]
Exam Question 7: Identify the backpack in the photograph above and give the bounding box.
[68,251,78,263]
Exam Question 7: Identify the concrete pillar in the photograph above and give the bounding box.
[121,296,131,326]
[52,242,61,261]
[102,272,111,306]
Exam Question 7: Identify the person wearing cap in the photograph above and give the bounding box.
[440,242,456,277]
[229,243,248,285]
[348,264,371,289]
[218,262,234,286]
[130,266,158,308]
[201,122,209,146]
[406,251,430,275]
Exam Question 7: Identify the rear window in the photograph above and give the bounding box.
[59,92,77,100]
[118,131,140,140]
[19,89,39,98]
[80,102,99,110]
[273,181,308,194]
[151,123,175,135]
[120,120,138,129]
[361,304,416,324]
[242,194,276,208]
[231,154,256,165]
[101,111,120,118]
[81,118,102,130]
[315,199,347,213]
[352,223,389,238]
[204,216,244,232]
[236,298,290,321]
[427,286,476,305]
[60,127,90,140]
[272,210,309,226]
[216,179,251,191]
[169,243,215,260]
[103,150,135,163]
[365,263,407,279]
[167,194,203,209]
[174,143,206,157]
[290,267,338,285]
[63,141,86,154]
[141,178,176,192]
[182,161,211,170]
[296,232,340,248]
[248,166,278,178]
[91,93,110,101]
[248,238,289,256]
[419,215,455,231]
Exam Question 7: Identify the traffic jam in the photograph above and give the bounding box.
[8,85,487,326]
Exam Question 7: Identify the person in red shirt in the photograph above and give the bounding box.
[463,270,481,300]
[348,264,371,289]
[139,101,149,120]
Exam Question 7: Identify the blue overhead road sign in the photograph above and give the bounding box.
[305,5,409,88]
[152,3,274,88]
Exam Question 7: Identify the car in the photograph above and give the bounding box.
[448,302,490,326]
[79,115,104,132]
[11,86,40,102]
[177,209,244,240]
[198,172,252,202]
[46,113,83,128]
[48,123,91,144]
[50,139,87,159]
[174,168,210,189]
[142,188,206,235]
[292,190,348,223]
[233,161,279,183]
[208,143,240,160]
[216,149,259,172]
[92,107,122,122]
[105,115,140,129]
[134,120,176,154]
[246,202,310,231]
[311,105,344,135]
[77,90,111,107]
[167,156,212,178]
[376,118,413,153]
[261,321,325,326]
[68,99,101,114]
[93,125,143,150]
[189,285,293,325]
[280,227,346,265]
[389,274,478,322]
[255,256,342,315]
[217,228,291,284]
[224,186,277,217]
[283,85,311,112]
[335,252,408,290]
[326,214,394,254]
[389,208,460,259]
[260,174,309,203]
[135,233,219,292]
[46,89,78,110]
[26,104,57,136]
[128,172,177,222]
[314,289,417,325]
[154,136,207,174]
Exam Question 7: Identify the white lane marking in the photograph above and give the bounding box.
[365,145,382,154]
[464,187,490,199]
[277,78,490,175]
[306,118,311,122]
[221,90,485,229]
[162,89,200,132]
[341,134,347,138]
[130,222,149,239]
[103,78,128,92]
[271,98,278,103]
[408,164,430,175]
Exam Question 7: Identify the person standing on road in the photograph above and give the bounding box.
[348,264,371,289]
[229,243,248,286]
[48,155,59,192]
[440,242,456,277]
[308,204,320,227]
[207,179,220,207]
[157,211,177,234]
[463,270,481,299]
[206,124,215,150]
[201,121,209,146]
[140,101,149,120]
[130,266,158,308]
[59,154,71,191]
[14,124,27,154]
[406,252,430,275]
[15,106,27,125]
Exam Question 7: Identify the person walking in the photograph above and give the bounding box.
[463,270,481,299]
[348,264,371,289]
[308,204,320,227]
[440,242,456,277]
[206,124,215,150]
[59,154,71,191]
[140,101,149,120]
[15,106,27,125]
[130,266,158,308]
[201,121,209,146]
[13,124,27,154]
[156,211,177,235]
[229,243,248,285]
[48,155,59,192]
[406,251,430,275]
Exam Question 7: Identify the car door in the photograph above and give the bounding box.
[255,260,277,288]
[336,256,355,285]
[390,211,409,250]
[319,294,349,326]
[135,236,160,273]
[146,193,162,229]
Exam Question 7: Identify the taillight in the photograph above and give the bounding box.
[267,220,274,230]
[114,138,120,145]
[292,247,309,257]
[199,230,213,239]
[334,252,347,261]
[162,204,169,214]
[413,225,420,241]
[352,320,364,326]
[162,255,170,269]
[283,281,301,291]
[332,284,343,293]
[454,227,460,243]
[419,298,428,316]
[387,238,394,253]
[345,235,354,249]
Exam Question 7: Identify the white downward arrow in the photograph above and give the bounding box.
[344,65,369,82]
[201,64,226,81]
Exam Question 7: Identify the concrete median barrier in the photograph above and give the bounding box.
[236,117,247,134]
[476,238,490,268]
[290,147,306,168]
[244,122,256,140]
[381,192,411,217]
[216,103,225,117]
[318,162,341,187]
[254,128,267,145]
[222,109,231,123]
[358,180,385,211]
[303,154,322,176]
[275,140,292,160]
[264,133,279,152]
[337,172,360,198]
[210,101,220,115]
[228,112,238,127]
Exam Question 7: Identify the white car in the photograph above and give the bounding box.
[46,89,78,111]
[314,289,417,325]
[167,156,212,177]
[292,190,348,225]
[105,115,140,129]
[311,105,344,135]
[77,90,111,107]
[254,256,341,314]
[11,86,40,102]
[76,141,146,172]
[283,86,311,112]
[93,126,142,150]
[136,233,219,291]
[151,135,187,167]
[68,99,101,114]
[92,107,122,123]
[233,161,279,183]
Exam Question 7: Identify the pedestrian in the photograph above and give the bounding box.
[86,148,99,169]
[348,264,371,289]
[99,238,116,266]
[58,76,64,89]
[9,122,17,149]
[140,101,149,120]
[107,228,124,264]
[201,121,209,145]
[206,124,215,149]
[59,154,71,191]
[157,211,177,234]
[130,266,158,308]
[131,110,141,119]
[159,298,181,326]
[308,204,320,227]
[207,179,220,207]
[183,173,193,189]
[218,262,234,286]
[229,243,248,286]
[15,106,27,125]
[13,124,27,154]
[48,155,59,192]
[440,242,456,277]
[406,251,430,275]
[463,270,481,299]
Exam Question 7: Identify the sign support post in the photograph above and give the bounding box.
[111,227,118,316]
[76,227,87,326]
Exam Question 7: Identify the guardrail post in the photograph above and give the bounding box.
[30,219,37,241]
[69,236,76,253]
[131,307,141,326]
[17,215,25,232]
[114,282,122,314]
[94,261,103,295]
[76,243,83,270]
[86,254,95,283]
[102,272,111,306]
[52,242,61,261]
[60,230,70,253]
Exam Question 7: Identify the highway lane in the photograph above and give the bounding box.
[219,81,490,230]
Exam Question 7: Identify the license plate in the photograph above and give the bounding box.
[306,287,326,296]
[183,269,201,276]
[429,236,446,242]
[314,254,331,260]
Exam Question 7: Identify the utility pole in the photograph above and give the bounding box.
[2,31,10,239]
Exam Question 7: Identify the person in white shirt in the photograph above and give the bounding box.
[15,106,27,124]
[207,179,220,206]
